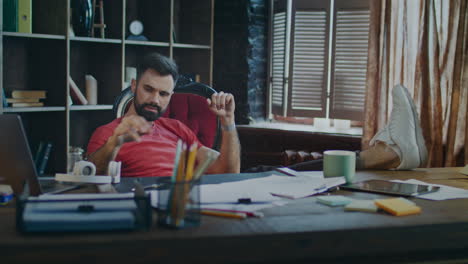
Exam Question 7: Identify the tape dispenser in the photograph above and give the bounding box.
[55,161,121,184]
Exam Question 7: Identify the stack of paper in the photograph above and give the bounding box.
[149,173,344,215]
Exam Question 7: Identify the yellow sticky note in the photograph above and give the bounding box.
[374,197,421,216]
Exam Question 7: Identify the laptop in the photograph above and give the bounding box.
[0,114,81,196]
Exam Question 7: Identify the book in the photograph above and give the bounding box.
[12,90,47,99]
[34,141,46,169]
[3,0,18,32]
[18,0,32,33]
[11,102,44,107]
[85,75,98,105]
[2,89,7,107]
[69,77,88,105]
[6,98,40,103]
[37,142,52,175]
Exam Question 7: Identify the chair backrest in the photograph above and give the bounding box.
[113,77,221,150]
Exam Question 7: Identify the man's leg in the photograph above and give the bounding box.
[364,84,427,169]
[245,85,427,172]
[287,142,401,171]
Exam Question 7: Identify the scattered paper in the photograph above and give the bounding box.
[148,173,343,211]
[201,200,289,214]
[392,179,468,201]
[200,174,341,203]
[200,179,283,204]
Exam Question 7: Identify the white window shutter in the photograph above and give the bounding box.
[330,6,370,120]
[291,10,328,111]
[271,12,287,109]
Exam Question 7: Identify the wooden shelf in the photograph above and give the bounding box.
[3,107,66,113]
[173,43,211,49]
[1,0,214,173]
[3,32,66,40]
[70,36,122,44]
[70,105,113,111]
[125,40,170,47]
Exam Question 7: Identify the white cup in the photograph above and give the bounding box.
[323,150,356,184]
[67,148,83,174]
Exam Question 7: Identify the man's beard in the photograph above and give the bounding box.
[134,100,166,121]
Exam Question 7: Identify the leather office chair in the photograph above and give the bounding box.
[113,76,221,150]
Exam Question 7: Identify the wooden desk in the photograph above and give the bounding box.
[2,168,468,264]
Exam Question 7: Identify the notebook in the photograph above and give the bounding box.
[0,114,81,196]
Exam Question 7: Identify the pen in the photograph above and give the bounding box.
[202,208,264,218]
[201,210,247,219]
[131,184,162,192]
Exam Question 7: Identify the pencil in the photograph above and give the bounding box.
[171,143,187,227]
[176,143,187,182]
[201,210,247,219]
[185,142,198,181]
[193,149,220,179]
[201,208,264,218]
[171,140,183,183]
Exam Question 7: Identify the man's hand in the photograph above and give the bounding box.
[110,115,152,147]
[87,115,151,175]
[207,92,235,125]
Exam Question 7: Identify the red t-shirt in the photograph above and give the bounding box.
[87,117,203,177]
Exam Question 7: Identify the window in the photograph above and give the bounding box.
[268,0,370,121]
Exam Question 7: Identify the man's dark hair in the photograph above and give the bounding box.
[137,52,178,83]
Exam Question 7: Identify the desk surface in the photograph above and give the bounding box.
[2,168,468,264]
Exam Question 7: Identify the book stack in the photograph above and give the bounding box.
[7,90,46,107]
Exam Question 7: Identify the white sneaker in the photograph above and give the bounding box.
[369,84,428,169]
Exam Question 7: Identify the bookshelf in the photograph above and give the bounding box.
[0,0,214,174]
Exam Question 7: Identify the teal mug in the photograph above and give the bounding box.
[323,150,356,184]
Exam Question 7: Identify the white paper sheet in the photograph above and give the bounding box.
[392,179,468,201]
[200,174,338,203]
[149,174,345,214]
[201,200,289,214]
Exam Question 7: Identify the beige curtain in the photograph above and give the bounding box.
[363,0,468,167]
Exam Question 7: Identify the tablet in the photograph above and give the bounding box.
[341,180,440,197]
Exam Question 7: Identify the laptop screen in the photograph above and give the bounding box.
[0,114,42,196]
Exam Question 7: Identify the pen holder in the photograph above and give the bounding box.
[157,179,201,229]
